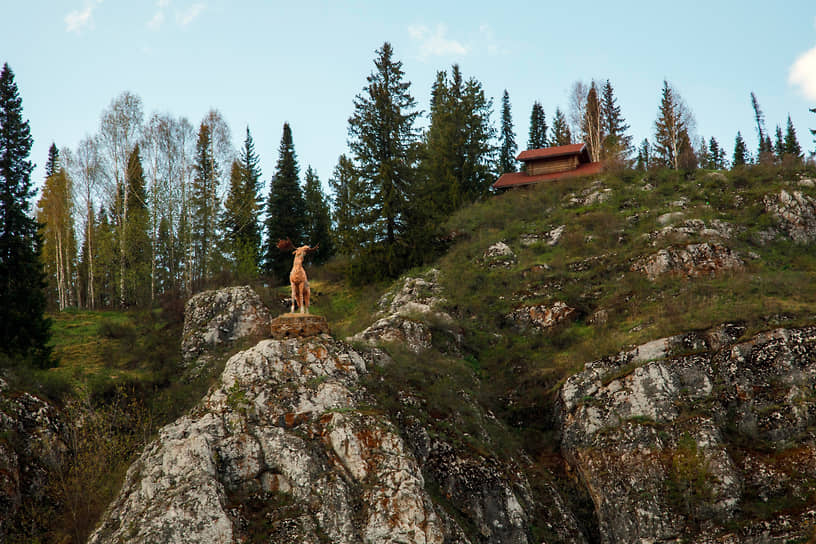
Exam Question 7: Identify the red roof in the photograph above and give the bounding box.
[492,161,603,190]
[517,143,587,162]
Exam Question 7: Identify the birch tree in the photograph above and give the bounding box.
[98,92,143,307]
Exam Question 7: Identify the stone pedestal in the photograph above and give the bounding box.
[270,313,330,339]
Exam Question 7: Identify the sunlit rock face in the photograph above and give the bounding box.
[90,285,570,544]
[558,325,816,543]
[88,335,446,544]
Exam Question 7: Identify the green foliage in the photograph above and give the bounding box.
[550,107,571,147]
[664,433,717,526]
[0,62,52,367]
[191,122,220,283]
[302,166,334,264]
[123,145,151,306]
[498,89,517,173]
[222,127,263,280]
[527,100,547,150]
[264,122,306,279]
[344,42,421,281]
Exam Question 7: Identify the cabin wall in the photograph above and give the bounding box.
[526,155,578,175]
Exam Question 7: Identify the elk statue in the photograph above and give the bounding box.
[277,239,319,314]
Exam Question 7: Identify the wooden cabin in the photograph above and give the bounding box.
[492,143,603,190]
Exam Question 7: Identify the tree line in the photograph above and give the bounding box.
[3,40,816,343]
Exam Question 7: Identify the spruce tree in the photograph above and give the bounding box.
[498,89,518,173]
[264,122,306,279]
[773,125,785,162]
[302,166,333,264]
[636,138,651,170]
[191,122,219,284]
[783,114,802,160]
[810,107,816,155]
[751,92,774,163]
[329,153,370,257]
[0,63,51,365]
[222,128,262,279]
[733,131,749,167]
[708,137,726,170]
[551,108,571,146]
[347,42,419,278]
[123,145,150,306]
[45,142,59,178]
[600,80,632,161]
[421,64,495,214]
[527,101,547,150]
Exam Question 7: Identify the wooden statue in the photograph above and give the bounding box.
[277,239,319,314]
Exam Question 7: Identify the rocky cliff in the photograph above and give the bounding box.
[559,325,816,543]
[89,284,586,544]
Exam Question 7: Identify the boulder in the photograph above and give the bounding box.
[181,286,272,374]
[350,269,462,354]
[519,225,566,247]
[763,189,816,243]
[483,241,517,268]
[506,302,576,331]
[632,243,744,280]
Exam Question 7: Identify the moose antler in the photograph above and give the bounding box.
[277,238,295,252]
[306,243,320,253]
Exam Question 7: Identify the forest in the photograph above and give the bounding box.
[2,41,815,363]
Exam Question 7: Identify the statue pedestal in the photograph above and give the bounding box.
[270,313,330,339]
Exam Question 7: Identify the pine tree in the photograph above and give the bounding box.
[498,90,518,173]
[264,122,306,279]
[124,145,151,306]
[600,80,632,161]
[302,166,333,264]
[733,131,749,167]
[239,127,262,269]
[190,122,219,285]
[347,42,420,278]
[0,63,51,365]
[810,107,816,156]
[636,138,651,170]
[527,101,547,150]
[783,114,802,161]
[551,107,571,146]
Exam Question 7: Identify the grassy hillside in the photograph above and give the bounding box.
[434,166,816,429]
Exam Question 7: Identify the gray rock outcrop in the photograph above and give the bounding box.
[763,189,816,243]
[181,285,272,374]
[0,377,66,540]
[89,335,446,544]
[558,325,816,543]
[350,269,462,354]
[632,242,744,280]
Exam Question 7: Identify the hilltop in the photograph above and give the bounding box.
[4,164,816,542]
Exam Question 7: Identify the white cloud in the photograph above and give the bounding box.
[177,2,205,27]
[64,0,103,34]
[789,45,816,100]
[408,24,468,60]
[147,10,165,30]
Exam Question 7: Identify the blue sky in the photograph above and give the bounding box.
[3,1,816,196]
